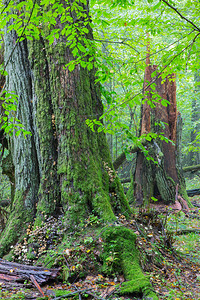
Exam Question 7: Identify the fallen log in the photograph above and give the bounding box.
[169,229,200,235]
[0,259,60,284]
[182,164,200,173]
[187,189,200,197]
[121,178,200,196]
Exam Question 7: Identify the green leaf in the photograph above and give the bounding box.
[151,197,158,202]
[68,64,75,72]
[77,43,86,53]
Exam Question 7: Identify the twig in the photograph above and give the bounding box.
[0,0,12,15]
[30,275,45,297]
[86,291,106,300]
[160,0,200,32]
[94,38,140,53]
[62,254,71,278]
[72,284,82,300]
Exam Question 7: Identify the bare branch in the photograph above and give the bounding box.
[161,0,200,32]
[94,38,140,53]
[125,30,195,66]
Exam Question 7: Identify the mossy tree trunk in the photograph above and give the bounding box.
[131,59,190,206]
[0,0,130,256]
[0,4,159,298]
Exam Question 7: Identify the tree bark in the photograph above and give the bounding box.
[131,62,190,206]
[0,0,130,255]
[0,4,159,298]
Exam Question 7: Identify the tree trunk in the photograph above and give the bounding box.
[0,0,130,255]
[131,61,190,206]
[0,4,159,298]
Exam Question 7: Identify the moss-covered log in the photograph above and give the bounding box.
[183,164,200,173]
[102,226,158,299]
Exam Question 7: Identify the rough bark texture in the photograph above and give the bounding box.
[0,4,159,298]
[131,60,190,206]
[0,259,59,284]
[0,0,130,256]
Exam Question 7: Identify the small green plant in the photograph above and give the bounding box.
[85,212,102,226]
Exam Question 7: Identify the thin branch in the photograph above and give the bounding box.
[161,0,200,32]
[125,30,194,66]
[0,0,12,15]
[103,32,200,116]
[94,38,140,53]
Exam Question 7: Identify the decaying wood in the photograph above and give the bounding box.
[0,259,60,284]
[183,164,200,173]
[113,139,147,170]
[169,229,200,235]
[30,275,45,297]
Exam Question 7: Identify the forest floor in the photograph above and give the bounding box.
[0,196,199,300]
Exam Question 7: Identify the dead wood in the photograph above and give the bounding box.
[0,259,60,284]
[30,275,45,297]
[169,229,200,235]
[183,164,200,173]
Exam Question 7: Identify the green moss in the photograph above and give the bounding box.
[0,190,34,257]
[102,226,158,300]
[57,163,67,175]
[3,252,14,261]
[92,192,115,221]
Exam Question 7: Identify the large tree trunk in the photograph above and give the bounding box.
[131,59,190,206]
[0,0,130,255]
[0,4,159,298]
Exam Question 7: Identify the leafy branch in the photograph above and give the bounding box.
[103,32,200,116]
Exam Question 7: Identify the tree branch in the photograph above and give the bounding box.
[183,164,200,172]
[104,32,200,116]
[126,30,194,66]
[161,0,200,32]
[113,139,148,170]
[94,38,140,53]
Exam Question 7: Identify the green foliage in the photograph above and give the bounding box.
[0,91,31,137]
[0,0,200,159]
